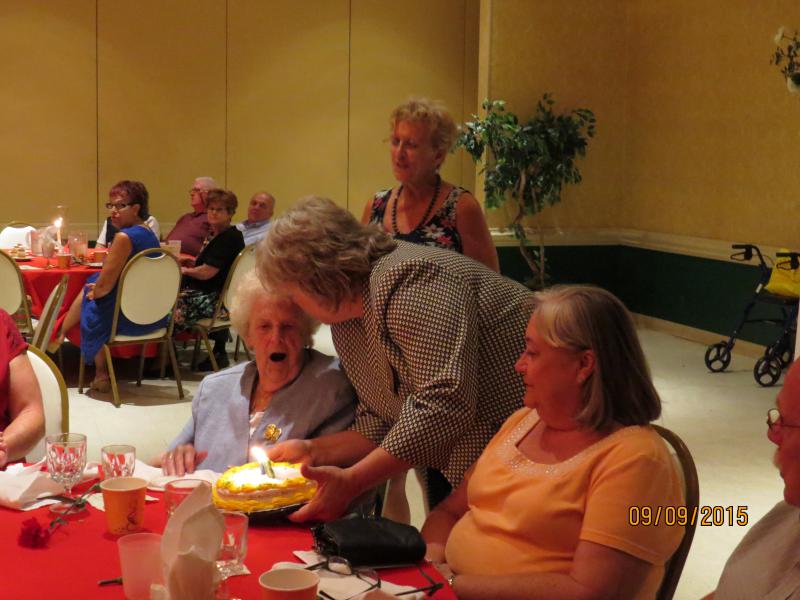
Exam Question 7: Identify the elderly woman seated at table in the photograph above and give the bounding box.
[422,285,685,600]
[0,309,44,468]
[174,188,245,370]
[57,180,163,393]
[157,271,356,475]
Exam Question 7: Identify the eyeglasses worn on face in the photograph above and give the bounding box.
[105,202,132,211]
[767,408,800,432]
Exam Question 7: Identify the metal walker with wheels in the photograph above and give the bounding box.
[704,244,798,387]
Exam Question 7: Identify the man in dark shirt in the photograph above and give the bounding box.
[164,177,215,256]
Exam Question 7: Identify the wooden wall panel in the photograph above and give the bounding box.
[97,0,226,228]
[1,0,96,227]
[227,0,350,212]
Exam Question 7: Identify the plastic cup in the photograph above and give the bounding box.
[167,240,181,257]
[56,252,70,269]
[94,248,108,264]
[101,444,136,480]
[164,479,209,518]
[100,476,147,535]
[258,569,319,600]
[117,533,164,600]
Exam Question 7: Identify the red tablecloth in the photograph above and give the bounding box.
[20,256,100,322]
[0,483,453,599]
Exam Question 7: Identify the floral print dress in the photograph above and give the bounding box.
[368,186,465,253]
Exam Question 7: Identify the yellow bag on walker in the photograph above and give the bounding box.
[765,248,800,298]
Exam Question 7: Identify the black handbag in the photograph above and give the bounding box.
[311,516,426,567]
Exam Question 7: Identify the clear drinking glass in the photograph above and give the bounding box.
[101,444,136,479]
[46,433,87,513]
[164,479,210,518]
[217,511,248,578]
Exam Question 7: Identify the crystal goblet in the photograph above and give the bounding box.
[46,433,87,514]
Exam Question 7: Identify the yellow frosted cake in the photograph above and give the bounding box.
[212,461,317,512]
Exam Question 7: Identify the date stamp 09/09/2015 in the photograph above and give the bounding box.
[628,505,749,527]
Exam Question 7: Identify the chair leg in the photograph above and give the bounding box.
[137,346,146,386]
[200,330,218,371]
[191,337,201,371]
[166,338,184,399]
[159,340,168,379]
[103,345,121,408]
[234,336,241,361]
[78,355,85,394]
[243,342,252,362]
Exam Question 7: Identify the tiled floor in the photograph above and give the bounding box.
[63,326,785,600]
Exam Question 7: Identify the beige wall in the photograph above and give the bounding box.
[625,0,800,247]
[2,1,97,226]
[483,0,628,231]
[2,0,478,235]
[484,0,800,248]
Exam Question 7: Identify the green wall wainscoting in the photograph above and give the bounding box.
[498,245,792,348]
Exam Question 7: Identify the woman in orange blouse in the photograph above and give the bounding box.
[421,285,685,600]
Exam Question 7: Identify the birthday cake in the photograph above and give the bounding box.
[212,461,317,512]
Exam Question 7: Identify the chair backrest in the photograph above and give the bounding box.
[31,275,68,350]
[111,249,181,336]
[25,345,69,462]
[653,425,699,600]
[224,245,256,311]
[0,250,29,317]
[0,222,37,249]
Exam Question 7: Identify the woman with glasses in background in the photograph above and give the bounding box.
[173,188,245,370]
[56,180,164,393]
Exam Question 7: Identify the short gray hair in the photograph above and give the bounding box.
[390,97,458,155]
[531,285,661,431]
[194,176,216,190]
[257,196,396,309]
[229,270,318,347]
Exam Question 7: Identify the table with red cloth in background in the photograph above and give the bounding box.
[0,484,454,600]
[20,256,100,327]
[20,256,159,359]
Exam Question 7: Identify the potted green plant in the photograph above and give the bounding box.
[458,95,595,288]
[772,27,800,94]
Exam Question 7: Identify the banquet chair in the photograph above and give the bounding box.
[653,425,699,600]
[26,345,69,462]
[30,275,68,351]
[0,248,34,338]
[190,245,256,371]
[78,249,183,408]
[0,221,37,250]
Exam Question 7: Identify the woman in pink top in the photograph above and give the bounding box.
[421,285,685,600]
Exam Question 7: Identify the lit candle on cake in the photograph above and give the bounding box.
[250,446,275,478]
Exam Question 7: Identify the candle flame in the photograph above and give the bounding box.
[54,217,63,228]
[250,446,267,463]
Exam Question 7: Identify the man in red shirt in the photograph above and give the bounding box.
[164,176,215,256]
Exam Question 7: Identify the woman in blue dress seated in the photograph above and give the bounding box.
[58,180,164,393]
[156,271,356,475]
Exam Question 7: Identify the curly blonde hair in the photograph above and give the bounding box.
[531,285,661,431]
[389,97,458,155]
[256,196,397,308]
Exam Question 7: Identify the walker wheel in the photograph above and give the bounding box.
[704,343,732,372]
[769,342,794,368]
[754,356,782,387]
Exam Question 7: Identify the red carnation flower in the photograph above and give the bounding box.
[18,517,52,549]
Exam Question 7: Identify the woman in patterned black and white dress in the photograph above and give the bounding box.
[259,196,531,522]
[361,98,498,272]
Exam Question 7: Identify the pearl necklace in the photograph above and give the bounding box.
[391,174,441,235]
